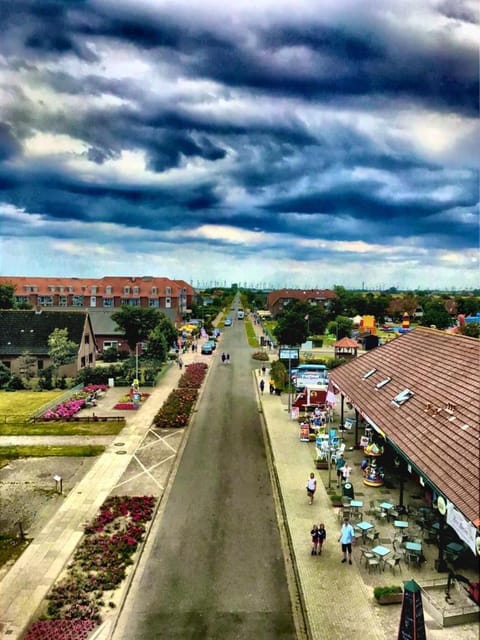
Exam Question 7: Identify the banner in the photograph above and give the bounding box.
[446,503,478,554]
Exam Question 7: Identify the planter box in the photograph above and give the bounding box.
[376,594,403,605]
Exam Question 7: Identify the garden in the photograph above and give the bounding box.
[153,362,207,429]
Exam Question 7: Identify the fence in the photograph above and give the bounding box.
[28,384,85,421]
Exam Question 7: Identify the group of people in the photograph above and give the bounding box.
[306,472,356,564]
[221,352,231,364]
[335,453,352,487]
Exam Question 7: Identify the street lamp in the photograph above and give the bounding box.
[135,343,140,384]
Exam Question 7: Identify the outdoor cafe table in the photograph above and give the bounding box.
[405,540,422,565]
[355,521,374,543]
[372,545,391,570]
[394,520,409,529]
[446,542,464,554]
[350,500,363,509]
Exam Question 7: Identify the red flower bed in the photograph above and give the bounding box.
[23,496,156,640]
[178,362,208,389]
[153,388,198,428]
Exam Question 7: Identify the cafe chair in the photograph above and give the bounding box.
[385,554,402,575]
[367,557,381,573]
[359,546,375,566]
[366,530,380,545]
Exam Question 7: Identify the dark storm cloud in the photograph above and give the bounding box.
[0,124,21,161]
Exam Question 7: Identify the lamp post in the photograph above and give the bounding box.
[135,343,140,383]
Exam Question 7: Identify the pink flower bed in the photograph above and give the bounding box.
[42,399,86,421]
[82,384,108,393]
[24,619,97,640]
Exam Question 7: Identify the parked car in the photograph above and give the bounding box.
[206,340,216,351]
[201,343,214,355]
[224,317,232,326]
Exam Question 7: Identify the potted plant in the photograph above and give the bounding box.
[373,585,403,605]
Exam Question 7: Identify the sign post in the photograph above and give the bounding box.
[398,579,426,640]
[279,348,299,414]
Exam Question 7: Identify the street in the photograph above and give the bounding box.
[112,318,297,639]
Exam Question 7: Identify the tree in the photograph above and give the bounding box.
[48,328,77,383]
[112,307,162,350]
[146,326,168,361]
[0,362,11,388]
[419,300,451,329]
[0,282,15,309]
[329,316,354,339]
[459,323,480,338]
[17,350,37,383]
[273,311,308,346]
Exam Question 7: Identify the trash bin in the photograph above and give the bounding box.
[342,482,355,499]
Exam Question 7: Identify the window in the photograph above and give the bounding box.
[72,295,84,306]
[363,368,376,380]
[67,286,73,293]
[149,298,159,307]
[90,286,97,294]
[103,298,114,308]
[48,286,55,292]
[106,286,112,294]
[151,287,157,295]
[103,341,119,350]
[166,286,171,295]
[124,286,130,295]
[392,389,414,406]
[133,286,139,295]
[15,296,29,304]
[38,295,53,306]
[376,377,392,390]
[84,334,90,344]
[81,356,86,367]
[59,296,68,306]
[37,359,44,370]
[121,298,140,306]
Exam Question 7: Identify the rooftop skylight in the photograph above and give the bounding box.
[375,377,392,389]
[392,389,414,406]
[363,368,376,380]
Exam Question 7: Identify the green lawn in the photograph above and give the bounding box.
[0,390,66,419]
[0,421,125,437]
[245,320,259,347]
[0,444,105,459]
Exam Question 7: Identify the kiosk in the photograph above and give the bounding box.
[363,442,385,487]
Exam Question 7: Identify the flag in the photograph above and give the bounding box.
[304,314,309,321]
[326,380,337,407]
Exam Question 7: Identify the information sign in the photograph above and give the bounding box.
[397,579,426,640]
[279,348,299,360]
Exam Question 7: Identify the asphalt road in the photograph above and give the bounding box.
[111,316,297,640]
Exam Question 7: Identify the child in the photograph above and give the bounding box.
[317,523,327,555]
[310,524,320,555]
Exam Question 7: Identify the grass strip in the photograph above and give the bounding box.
[245,320,259,347]
[0,421,125,437]
[0,445,105,459]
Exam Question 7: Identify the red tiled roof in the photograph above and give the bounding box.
[334,337,359,348]
[329,327,480,524]
[267,288,337,306]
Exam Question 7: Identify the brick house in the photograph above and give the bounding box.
[266,289,337,318]
[1,275,195,318]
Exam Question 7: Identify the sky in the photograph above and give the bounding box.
[0,0,479,291]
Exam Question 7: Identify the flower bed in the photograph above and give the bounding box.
[23,496,156,640]
[82,384,108,394]
[113,392,150,411]
[178,362,208,389]
[42,399,86,421]
[153,388,198,428]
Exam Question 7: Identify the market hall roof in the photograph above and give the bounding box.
[329,327,480,526]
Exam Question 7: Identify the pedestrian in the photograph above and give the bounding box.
[269,378,275,394]
[341,462,352,485]
[192,343,195,352]
[338,517,355,564]
[335,453,346,488]
[310,524,320,555]
[261,364,266,375]
[306,472,316,505]
[226,353,230,364]
[221,353,226,364]
[317,522,327,555]
[259,379,265,394]
[177,357,183,369]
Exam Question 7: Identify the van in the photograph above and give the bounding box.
[237,309,244,319]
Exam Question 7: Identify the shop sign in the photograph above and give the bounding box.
[446,503,478,554]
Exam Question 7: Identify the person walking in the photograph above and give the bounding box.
[338,517,355,564]
[226,353,230,364]
[317,523,327,555]
[221,353,226,364]
[335,453,346,488]
[306,472,317,505]
[269,378,275,394]
[341,461,352,485]
[259,379,265,394]
[310,524,320,555]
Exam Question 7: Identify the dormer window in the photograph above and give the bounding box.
[376,377,392,390]
[363,368,376,380]
[392,389,414,406]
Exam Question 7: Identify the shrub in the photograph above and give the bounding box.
[373,585,403,600]
[252,351,269,361]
